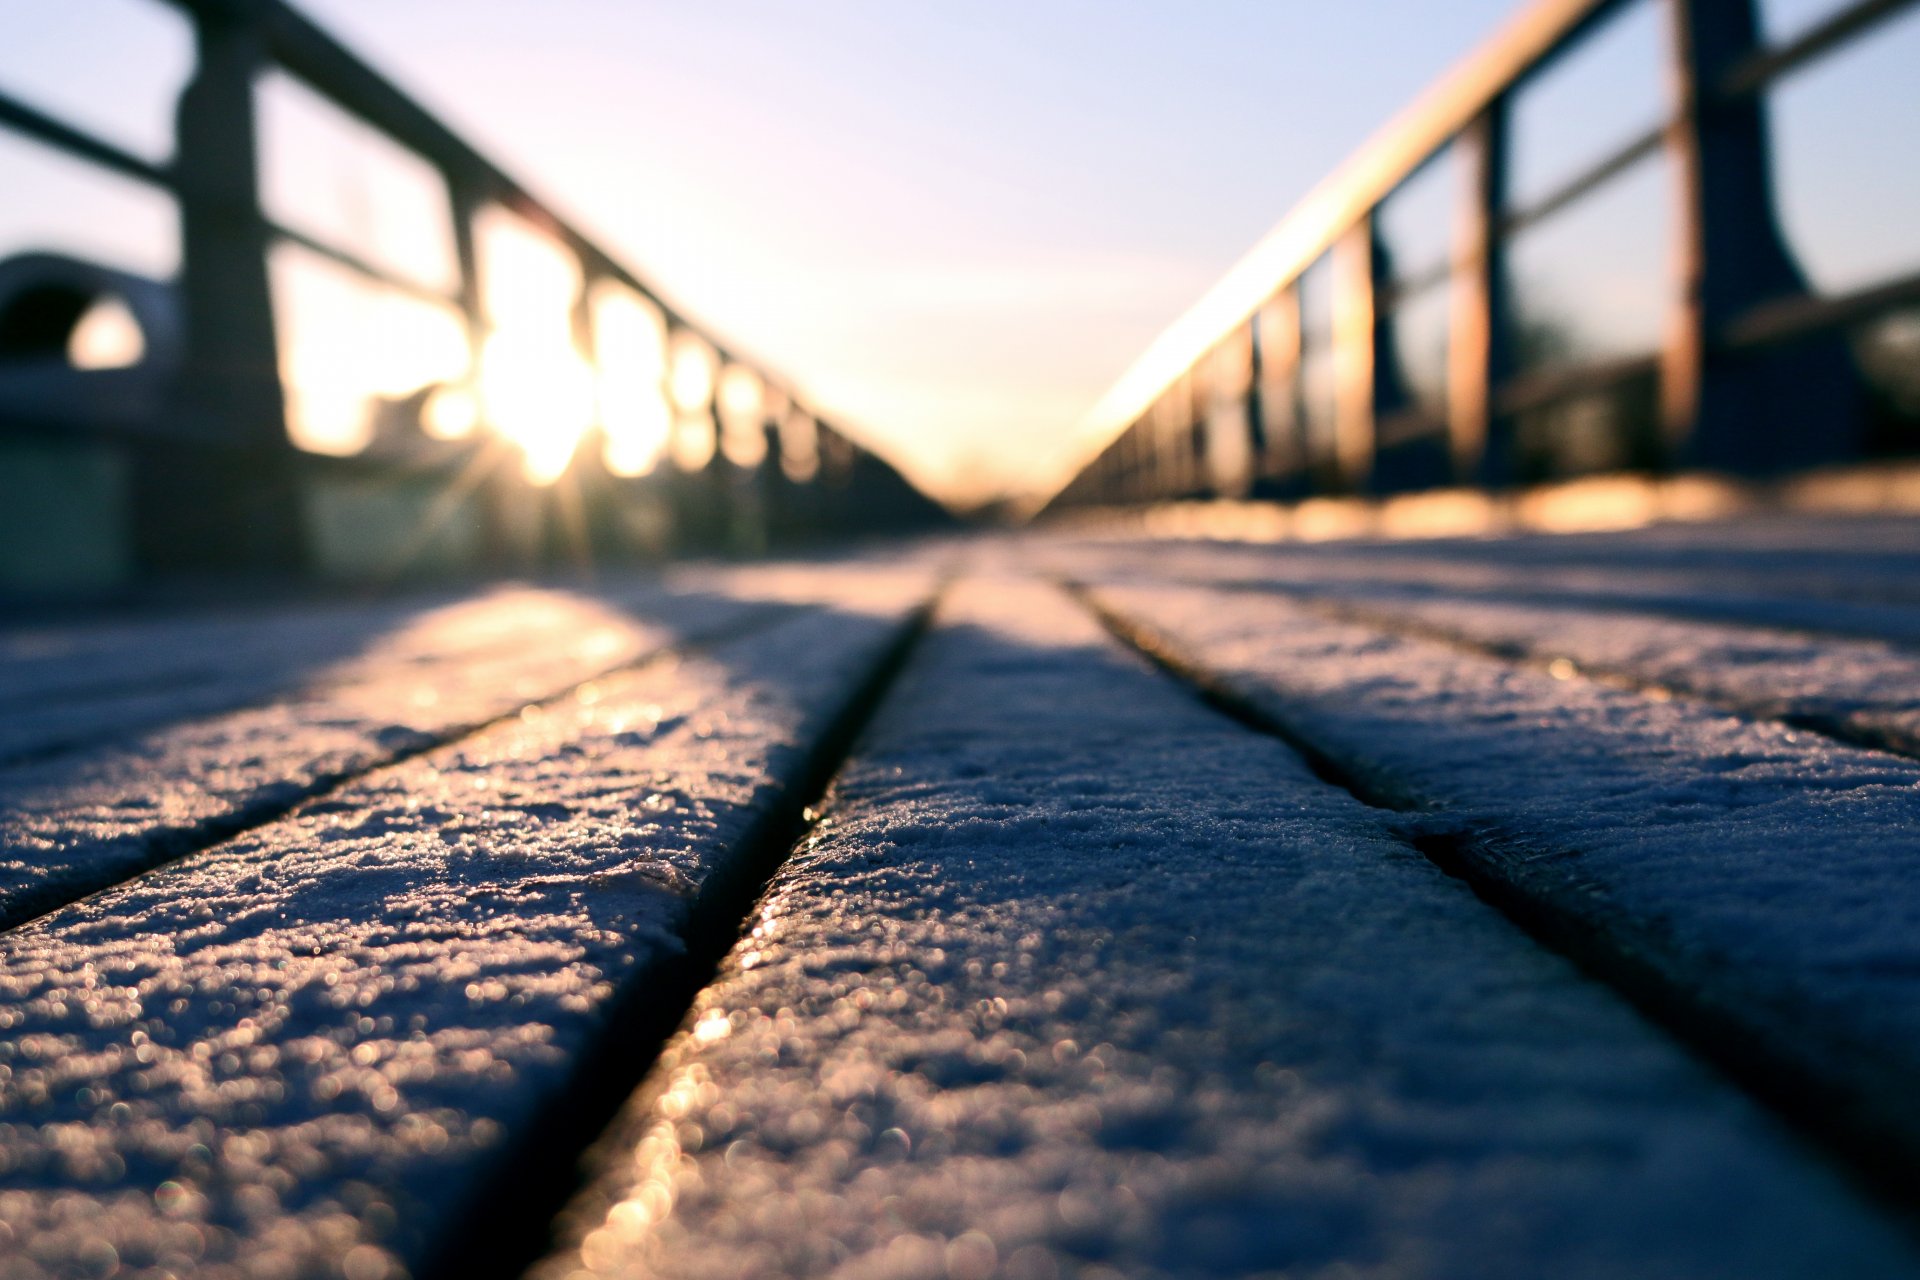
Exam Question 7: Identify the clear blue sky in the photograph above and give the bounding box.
[1,0,1916,502]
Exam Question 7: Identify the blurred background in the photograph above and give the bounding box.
[2,0,1916,592]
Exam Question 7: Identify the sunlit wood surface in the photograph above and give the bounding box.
[3,517,1920,1277]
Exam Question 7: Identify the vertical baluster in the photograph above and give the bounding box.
[447,181,486,394]
[1450,100,1515,487]
[1255,285,1303,496]
[562,265,604,568]
[1332,217,1378,491]
[1145,414,1158,503]
[1370,213,1444,492]
[1209,324,1256,498]
[1247,302,1270,478]
[1129,423,1146,504]
[1188,364,1211,498]
[1182,372,1202,497]
[1154,386,1179,501]
[1663,0,1859,470]
[446,179,518,570]
[154,5,306,573]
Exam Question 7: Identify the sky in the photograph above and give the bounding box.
[0,0,1915,506]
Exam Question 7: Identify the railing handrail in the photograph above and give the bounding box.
[0,0,951,580]
[223,0,750,372]
[0,0,823,432]
[1076,0,1620,449]
[1059,0,1920,514]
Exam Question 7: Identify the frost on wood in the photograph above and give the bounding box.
[1294,591,1920,757]
[0,583,926,1279]
[0,564,925,932]
[1045,516,1920,643]
[534,580,1913,1280]
[1089,579,1920,1168]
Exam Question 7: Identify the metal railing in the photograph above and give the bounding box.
[1047,0,1920,513]
[0,0,943,585]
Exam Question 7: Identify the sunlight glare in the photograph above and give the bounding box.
[66,295,144,369]
[671,411,718,472]
[668,331,716,412]
[604,425,665,477]
[717,363,767,468]
[269,242,469,455]
[761,382,790,423]
[720,421,769,469]
[421,383,480,440]
[592,280,673,478]
[479,328,597,484]
[476,207,595,483]
[779,408,821,483]
[257,68,459,294]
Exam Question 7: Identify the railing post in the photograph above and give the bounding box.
[1146,400,1164,501]
[1663,0,1860,471]
[1154,388,1180,500]
[1450,100,1517,487]
[448,179,487,399]
[1187,372,1210,497]
[1205,326,1255,498]
[151,3,307,573]
[1139,422,1153,503]
[445,178,522,571]
[1253,286,1303,495]
[1368,222,1443,492]
[1247,304,1269,470]
[562,265,603,567]
[1331,217,1378,491]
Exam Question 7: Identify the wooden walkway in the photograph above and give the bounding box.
[3,517,1920,1278]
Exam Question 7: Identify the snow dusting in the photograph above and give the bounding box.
[533,579,1913,1280]
[1087,577,1920,1178]
[0,581,927,1278]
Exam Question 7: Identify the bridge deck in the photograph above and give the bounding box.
[3,517,1920,1278]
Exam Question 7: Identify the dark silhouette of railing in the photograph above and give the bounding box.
[1047,0,1920,514]
[0,0,945,589]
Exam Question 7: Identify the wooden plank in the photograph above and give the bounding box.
[0,571,933,1278]
[533,579,1914,1279]
[1049,519,1920,643]
[0,585,654,762]
[0,566,914,930]
[1269,589,1920,759]
[1086,576,1920,1191]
